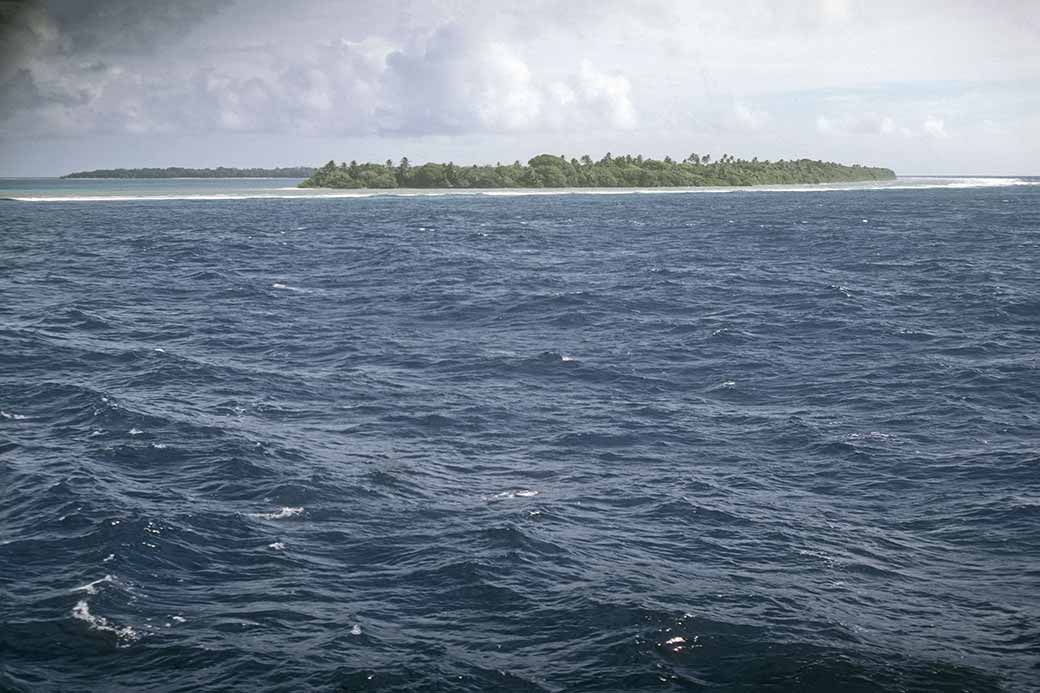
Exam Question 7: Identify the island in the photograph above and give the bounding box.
[299,153,896,189]
[62,166,315,179]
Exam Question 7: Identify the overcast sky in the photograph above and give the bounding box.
[1,0,1038,176]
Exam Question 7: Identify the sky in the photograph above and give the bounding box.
[0,0,1038,176]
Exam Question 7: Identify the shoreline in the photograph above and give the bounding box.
[4,177,1038,203]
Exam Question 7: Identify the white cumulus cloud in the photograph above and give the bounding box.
[816,112,898,136]
[923,115,949,139]
[732,102,769,131]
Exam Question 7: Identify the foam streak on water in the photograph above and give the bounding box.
[1,179,1039,691]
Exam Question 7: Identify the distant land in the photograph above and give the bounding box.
[62,166,315,179]
[300,154,896,189]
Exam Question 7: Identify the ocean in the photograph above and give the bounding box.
[1,177,1038,691]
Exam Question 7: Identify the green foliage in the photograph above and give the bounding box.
[299,154,896,190]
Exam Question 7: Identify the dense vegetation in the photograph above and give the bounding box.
[62,166,315,179]
[300,154,895,189]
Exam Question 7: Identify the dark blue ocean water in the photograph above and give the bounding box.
[2,182,1039,692]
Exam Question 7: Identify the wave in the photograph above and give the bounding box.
[6,177,1037,202]
[488,489,540,500]
[71,599,139,645]
[247,506,304,520]
[72,574,118,595]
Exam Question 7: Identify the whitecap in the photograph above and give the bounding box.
[128,428,143,436]
[848,431,892,441]
[0,410,27,420]
[798,548,837,566]
[71,599,139,644]
[271,282,309,293]
[492,489,539,499]
[248,506,304,520]
[829,284,853,298]
[72,574,117,595]
[268,541,287,550]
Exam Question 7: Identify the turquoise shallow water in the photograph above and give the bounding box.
[2,179,1039,691]
[0,177,310,200]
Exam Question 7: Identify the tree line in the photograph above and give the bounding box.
[300,153,895,189]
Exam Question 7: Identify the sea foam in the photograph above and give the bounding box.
[248,507,304,520]
[71,600,139,644]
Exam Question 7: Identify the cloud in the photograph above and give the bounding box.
[0,10,637,139]
[731,102,769,131]
[922,115,949,138]
[0,0,231,132]
[1,1,1038,174]
[817,0,852,24]
[381,24,542,134]
[40,0,232,56]
[572,60,637,130]
[981,118,1005,135]
[815,109,961,142]
[816,112,897,136]
[318,23,636,136]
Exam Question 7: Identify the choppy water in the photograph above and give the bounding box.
[2,178,1039,691]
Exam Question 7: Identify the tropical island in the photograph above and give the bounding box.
[299,154,895,189]
[62,166,315,179]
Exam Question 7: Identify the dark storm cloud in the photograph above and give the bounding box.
[41,0,232,55]
[0,67,40,119]
[0,1,47,70]
[1,2,61,117]
[0,0,230,59]
[0,0,229,122]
